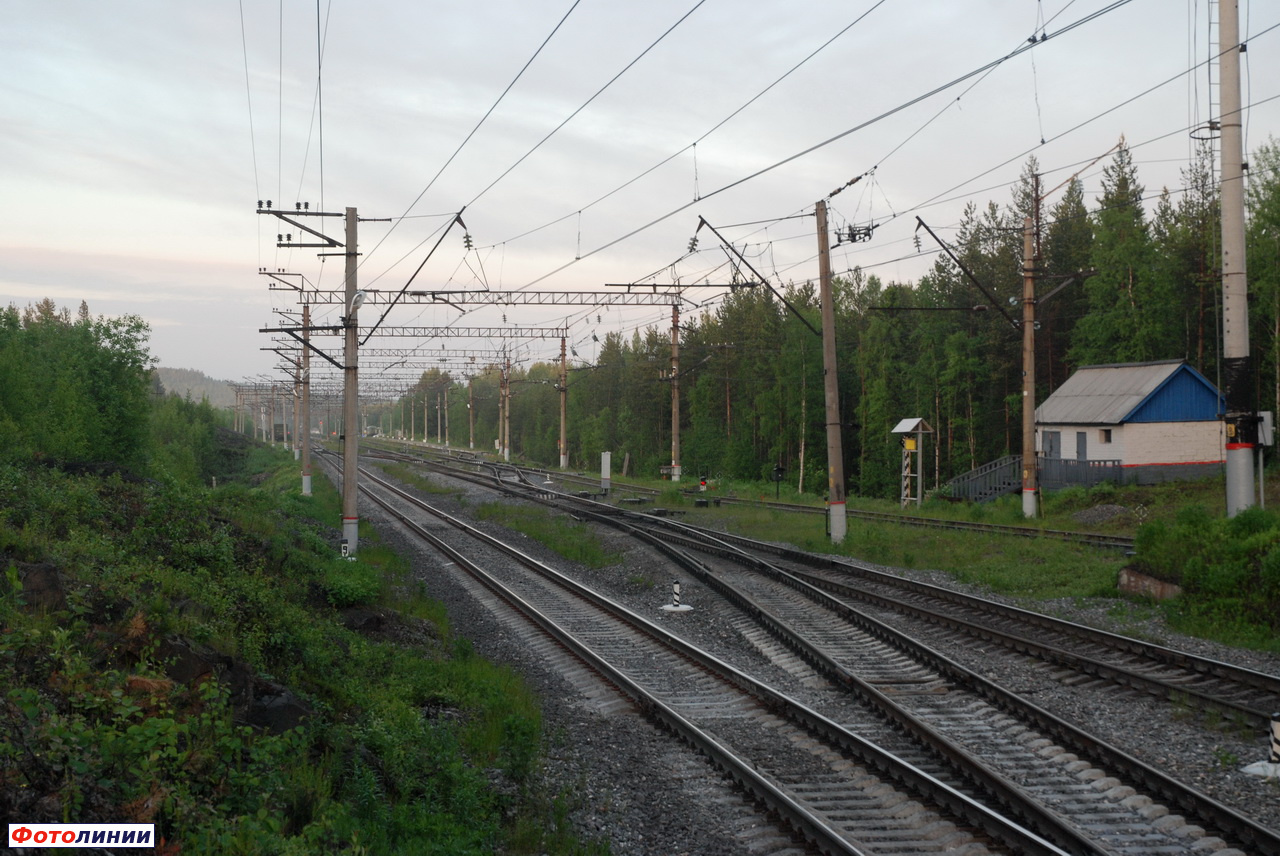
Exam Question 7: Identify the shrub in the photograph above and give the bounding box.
[1134,503,1280,632]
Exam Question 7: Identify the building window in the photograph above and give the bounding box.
[1100,429,1112,444]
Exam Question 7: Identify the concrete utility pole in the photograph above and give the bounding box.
[1221,0,1256,516]
[292,369,301,459]
[468,379,475,449]
[301,304,313,495]
[1021,215,1039,518]
[559,337,569,469]
[502,358,512,461]
[670,305,682,482]
[816,200,847,543]
[341,207,361,555]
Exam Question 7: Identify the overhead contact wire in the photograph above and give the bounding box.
[499,0,890,248]
[524,0,1136,288]
[360,0,584,273]
[465,0,711,210]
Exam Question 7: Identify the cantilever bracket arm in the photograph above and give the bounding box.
[258,326,345,370]
[696,217,820,337]
[258,211,343,249]
[915,217,1019,330]
[1038,270,1096,306]
[362,208,467,346]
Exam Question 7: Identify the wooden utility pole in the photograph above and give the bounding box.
[670,305,682,482]
[816,200,847,543]
[1021,215,1039,518]
[1221,0,1256,516]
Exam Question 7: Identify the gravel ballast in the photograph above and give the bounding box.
[361,462,1280,854]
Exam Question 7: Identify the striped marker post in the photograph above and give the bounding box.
[660,580,693,613]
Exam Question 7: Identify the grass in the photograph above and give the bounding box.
[0,446,609,854]
[376,460,465,498]
[475,502,622,568]
[700,504,1125,599]
[664,476,1280,654]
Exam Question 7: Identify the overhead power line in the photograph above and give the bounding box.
[465,0,711,211]
[497,0,889,249]
[359,0,584,274]
[524,0,1137,288]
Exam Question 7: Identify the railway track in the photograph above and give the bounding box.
[575,509,1280,855]
[351,450,1280,853]
[629,518,1280,729]
[337,457,1071,855]
[371,447,1274,722]
[367,443,1133,551]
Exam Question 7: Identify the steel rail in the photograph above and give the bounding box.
[367,449,1280,852]
[346,456,1068,856]
[608,512,1280,856]
[626,520,1277,727]
[672,519,1280,705]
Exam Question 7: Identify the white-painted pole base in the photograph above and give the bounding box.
[302,474,312,497]
[342,518,359,559]
[1242,712,1280,777]
[660,580,693,613]
[828,501,847,544]
[1242,761,1280,779]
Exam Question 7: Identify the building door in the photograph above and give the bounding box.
[1076,431,1088,462]
[1044,431,1061,459]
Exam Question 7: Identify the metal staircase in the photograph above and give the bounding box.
[943,455,1021,503]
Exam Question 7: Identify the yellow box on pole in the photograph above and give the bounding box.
[903,436,916,451]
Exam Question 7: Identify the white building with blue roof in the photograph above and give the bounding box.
[1035,359,1225,485]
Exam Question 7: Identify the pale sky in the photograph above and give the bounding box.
[2,1,1278,385]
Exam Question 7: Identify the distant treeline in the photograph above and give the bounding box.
[374,139,1280,499]
[156,366,236,410]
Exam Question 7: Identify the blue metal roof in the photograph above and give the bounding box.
[1036,360,1223,425]
[1126,363,1223,422]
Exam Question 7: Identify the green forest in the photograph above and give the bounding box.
[376,139,1280,499]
